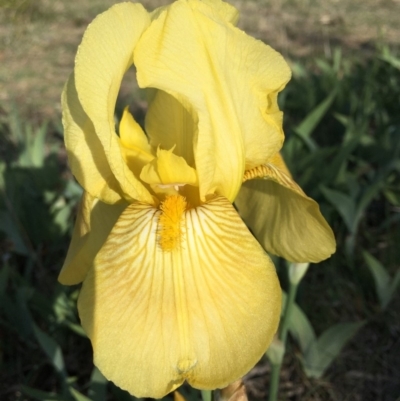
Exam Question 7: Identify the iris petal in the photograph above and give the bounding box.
[119,107,154,179]
[59,192,127,285]
[74,3,153,204]
[146,91,196,167]
[62,74,124,203]
[135,0,291,202]
[198,0,239,24]
[140,148,198,188]
[78,197,281,398]
[235,159,336,262]
[119,107,152,155]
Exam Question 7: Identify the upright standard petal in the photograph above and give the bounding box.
[146,90,196,167]
[135,0,291,202]
[74,3,153,204]
[195,0,239,25]
[235,160,336,263]
[59,192,127,285]
[78,197,281,398]
[62,74,123,204]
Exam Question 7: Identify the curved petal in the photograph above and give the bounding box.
[78,197,281,398]
[145,90,196,168]
[119,107,152,155]
[268,152,292,177]
[62,74,123,204]
[58,192,127,285]
[235,162,336,262]
[135,0,290,202]
[150,0,239,25]
[74,3,153,204]
[119,107,154,179]
[199,0,239,24]
[140,148,198,187]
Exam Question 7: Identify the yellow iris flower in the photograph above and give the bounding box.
[59,0,335,398]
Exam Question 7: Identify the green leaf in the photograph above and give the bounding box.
[20,385,69,401]
[32,323,67,379]
[0,161,5,190]
[31,123,48,167]
[320,186,357,232]
[332,47,342,73]
[1,287,35,341]
[356,162,394,216]
[265,337,285,365]
[389,271,400,304]
[88,367,108,401]
[53,203,72,234]
[380,53,400,70]
[69,387,92,401]
[288,300,316,354]
[323,136,359,184]
[65,322,87,337]
[0,260,10,296]
[0,210,31,256]
[363,251,400,310]
[294,89,337,150]
[362,251,390,308]
[303,321,365,378]
[110,384,139,401]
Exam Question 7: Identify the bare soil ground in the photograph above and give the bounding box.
[1,0,400,121]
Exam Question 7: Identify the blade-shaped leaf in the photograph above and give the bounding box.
[20,385,68,401]
[288,300,316,354]
[265,337,285,365]
[294,89,337,150]
[380,53,400,70]
[320,186,356,232]
[0,260,10,296]
[0,210,31,256]
[70,387,92,401]
[88,367,108,401]
[33,323,67,379]
[282,291,316,354]
[362,251,391,309]
[303,321,365,378]
[31,123,47,167]
[389,271,400,307]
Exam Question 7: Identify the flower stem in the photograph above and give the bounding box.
[268,269,299,401]
[201,390,213,401]
[280,278,298,344]
[267,363,281,401]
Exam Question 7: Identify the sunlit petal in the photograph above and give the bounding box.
[119,107,154,178]
[198,0,239,24]
[135,0,290,201]
[78,197,281,398]
[74,3,153,204]
[146,90,196,167]
[62,74,123,203]
[59,192,127,285]
[140,147,198,188]
[119,107,152,155]
[268,152,293,177]
[235,161,336,262]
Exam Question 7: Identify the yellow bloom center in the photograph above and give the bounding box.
[158,194,187,251]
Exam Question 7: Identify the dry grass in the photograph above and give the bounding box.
[1,0,400,120]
